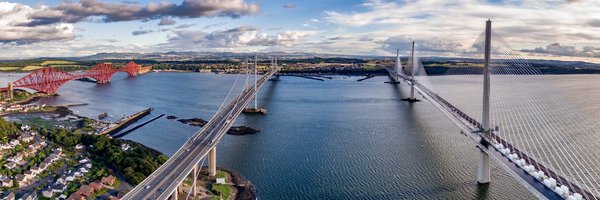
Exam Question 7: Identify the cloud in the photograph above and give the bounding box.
[522,43,600,58]
[159,26,311,50]
[283,3,295,9]
[132,29,153,36]
[26,0,260,25]
[380,36,464,53]
[175,24,196,29]
[0,2,73,44]
[322,0,600,58]
[158,17,176,26]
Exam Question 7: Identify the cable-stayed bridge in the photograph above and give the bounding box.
[387,20,598,200]
[115,20,600,200]
[122,61,277,200]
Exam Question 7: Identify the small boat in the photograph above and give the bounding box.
[98,112,108,119]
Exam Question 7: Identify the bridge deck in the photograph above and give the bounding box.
[122,70,276,200]
[386,67,597,200]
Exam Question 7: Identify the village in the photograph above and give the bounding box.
[0,124,126,200]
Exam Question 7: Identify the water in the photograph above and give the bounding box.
[7,72,600,199]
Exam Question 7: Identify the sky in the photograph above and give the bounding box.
[1,0,600,62]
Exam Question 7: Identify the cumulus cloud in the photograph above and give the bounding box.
[132,29,153,36]
[522,43,600,58]
[25,0,260,25]
[159,26,311,50]
[0,2,74,44]
[323,0,600,58]
[158,17,176,26]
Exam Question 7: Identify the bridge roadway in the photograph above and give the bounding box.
[386,67,597,200]
[123,69,276,200]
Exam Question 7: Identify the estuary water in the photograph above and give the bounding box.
[4,72,600,199]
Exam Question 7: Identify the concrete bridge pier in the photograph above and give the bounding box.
[209,147,217,177]
[477,148,491,184]
[192,165,198,197]
[171,186,178,200]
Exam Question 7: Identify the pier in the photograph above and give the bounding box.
[98,108,153,135]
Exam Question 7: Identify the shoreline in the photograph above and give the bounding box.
[2,96,258,199]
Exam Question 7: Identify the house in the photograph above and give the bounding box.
[79,158,90,164]
[51,183,67,193]
[101,175,116,186]
[20,125,30,131]
[74,171,82,177]
[24,170,35,177]
[7,154,23,163]
[55,177,65,185]
[39,161,49,171]
[90,181,103,191]
[15,174,29,186]
[3,192,15,200]
[75,144,84,150]
[65,174,75,182]
[85,163,92,169]
[66,193,85,200]
[4,161,16,170]
[107,196,120,200]
[42,187,54,198]
[30,166,41,174]
[1,143,11,149]
[20,192,37,200]
[1,178,13,187]
[9,139,19,146]
[19,133,33,143]
[121,143,131,151]
[76,184,94,197]
[79,167,88,173]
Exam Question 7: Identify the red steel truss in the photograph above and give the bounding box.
[12,67,76,94]
[122,61,140,77]
[8,61,147,94]
[83,63,119,84]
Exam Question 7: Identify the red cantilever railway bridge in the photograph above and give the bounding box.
[0,61,149,95]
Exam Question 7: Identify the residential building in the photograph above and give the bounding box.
[101,175,116,186]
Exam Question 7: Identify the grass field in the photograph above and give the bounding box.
[21,65,42,71]
[41,60,77,66]
[0,67,19,71]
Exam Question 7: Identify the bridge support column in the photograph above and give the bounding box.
[477,150,491,184]
[192,165,198,197]
[172,186,178,200]
[209,147,217,177]
[7,82,13,100]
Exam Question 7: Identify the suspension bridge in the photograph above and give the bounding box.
[0,61,150,97]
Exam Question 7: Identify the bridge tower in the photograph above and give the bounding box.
[402,41,420,102]
[477,19,492,184]
[395,49,403,82]
[243,55,268,114]
[7,82,13,100]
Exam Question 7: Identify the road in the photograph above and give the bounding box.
[123,69,275,200]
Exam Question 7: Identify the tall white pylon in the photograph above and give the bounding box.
[477,19,492,184]
[254,54,258,109]
[410,41,416,100]
[395,49,403,82]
